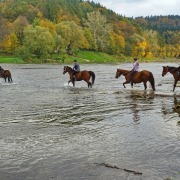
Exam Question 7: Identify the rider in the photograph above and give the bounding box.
[72,60,80,81]
[130,58,139,87]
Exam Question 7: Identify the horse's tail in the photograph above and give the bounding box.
[89,71,95,86]
[149,72,155,91]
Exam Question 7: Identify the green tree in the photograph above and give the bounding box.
[22,25,54,59]
[55,21,86,54]
[85,10,111,51]
[84,28,96,50]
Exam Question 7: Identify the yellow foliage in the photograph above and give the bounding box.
[39,19,55,34]
[57,11,81,25]
[0,33,19,52]
[145,52,153,58]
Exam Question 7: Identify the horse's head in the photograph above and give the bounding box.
[0,66,4,76]
[115,69,122,78]
[63,66,68,74]
[162,66,169,77]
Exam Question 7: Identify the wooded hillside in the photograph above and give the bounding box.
[0,0,179,62]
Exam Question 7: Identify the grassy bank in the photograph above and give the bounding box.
[0,54,24,64]
[0,51,178,64]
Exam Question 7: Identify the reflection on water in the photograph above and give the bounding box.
[129,90,155,124]
[173,96,180,117]
[0,63,180,180]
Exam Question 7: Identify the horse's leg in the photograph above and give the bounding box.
[87,81,92,88]
[9,76,13,82]
[143,81,147,90]
[173,80,177,91]
[72,79,75,87]
[123,81,130,88]
[89,82,92,88]
[131,82,133,88]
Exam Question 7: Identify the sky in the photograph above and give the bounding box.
[92,0,180,17]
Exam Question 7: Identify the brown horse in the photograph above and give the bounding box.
[115,69,155,91]
[162,66,180,91]
[0,66,13,82]
[63,66,95,88]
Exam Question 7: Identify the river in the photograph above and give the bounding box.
[0,63,180,180]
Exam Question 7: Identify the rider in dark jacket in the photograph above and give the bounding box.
[72,60,80,81]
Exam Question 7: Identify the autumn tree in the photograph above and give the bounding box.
[143,30,160,57]
[0,18,13,53]
[106,32,125,55]
[13,15,29,45]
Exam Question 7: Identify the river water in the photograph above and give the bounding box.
[0,63,180,180]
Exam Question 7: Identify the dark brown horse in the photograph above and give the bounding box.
[63,66,95,88]
[115,69,155,91]
[0,66,13,82]
[162,66,180,91]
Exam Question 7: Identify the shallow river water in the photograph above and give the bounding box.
[0,63,180,180]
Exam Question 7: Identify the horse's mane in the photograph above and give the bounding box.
[168,66,178,71]
[65,66,75,72]
[65,66,73,71]
[118,69,130,73]
[0,66,4,71]
[67,66,72,69]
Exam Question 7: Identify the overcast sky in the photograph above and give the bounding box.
[92,0,180,17]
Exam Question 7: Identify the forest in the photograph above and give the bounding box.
[0,0,180,62]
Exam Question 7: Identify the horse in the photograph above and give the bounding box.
[0,66,13,82]
[162,66,180,91]
[63,66,95,88]
[115,69,155,91]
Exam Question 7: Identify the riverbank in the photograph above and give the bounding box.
[0,51,179,64]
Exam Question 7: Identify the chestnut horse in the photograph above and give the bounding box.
[63,66,95,88]
[115,69,155,91]
[0,66,13,82]
[162,66,180,91]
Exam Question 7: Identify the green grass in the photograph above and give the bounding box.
[0,51,178,64]
[0,55,24,64]
[57,50,128,64]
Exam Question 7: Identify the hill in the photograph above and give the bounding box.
[0,0,179,63]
